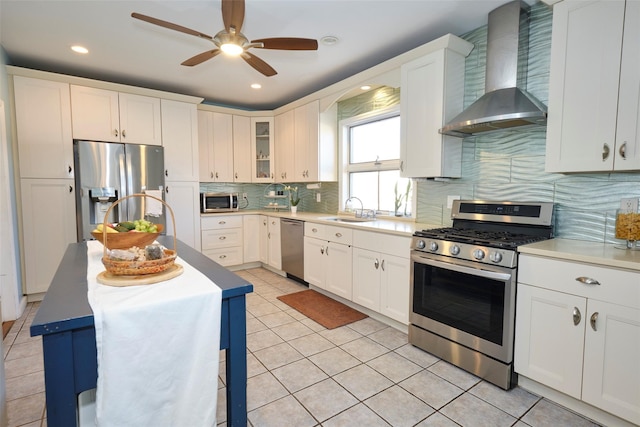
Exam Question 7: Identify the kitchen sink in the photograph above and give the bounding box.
[322,217,374,223]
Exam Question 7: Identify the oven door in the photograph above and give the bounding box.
[409,251,516,363]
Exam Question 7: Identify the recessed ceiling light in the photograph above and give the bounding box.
[71,45,89,54]
[360,85,371,91]
[251,83,262,89]
[320,36,339,46]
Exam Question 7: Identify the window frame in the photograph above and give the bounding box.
[338,105,415,218]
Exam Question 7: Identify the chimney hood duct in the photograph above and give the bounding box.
[440,0,547,137]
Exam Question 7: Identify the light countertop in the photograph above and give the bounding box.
[201,210,440,237]
[518,238,640,272]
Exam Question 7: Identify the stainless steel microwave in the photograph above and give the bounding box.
[200,192,239,213]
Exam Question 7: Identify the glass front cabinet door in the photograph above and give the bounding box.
[251,117,275,182]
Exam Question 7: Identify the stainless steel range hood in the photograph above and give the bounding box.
[440,0,547,137]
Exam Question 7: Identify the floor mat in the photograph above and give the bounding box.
[277,289,367,329]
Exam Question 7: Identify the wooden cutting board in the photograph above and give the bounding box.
[97,264,184,287]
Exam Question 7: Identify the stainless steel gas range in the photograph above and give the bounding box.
[409,200,554,389]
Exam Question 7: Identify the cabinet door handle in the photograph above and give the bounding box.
[400,160,404,172]
[210,172,214,179]
[215,172,219,179]
[602,143,610,161]
[374,258,380,269]
[114,129,119,137]
[219,236,226,240]
[268,232,270,239]
[619,142,627,160]
[590,312,599,331]
[165,170,168,177]
[235,172,238,179]
[122,129,126,138]
[69,185,73,193]
[572,307,582,326]
[320,246,324,255]
[381,259,385,271]
[68,165,72,174]
[166,186,169,193]
[325,246,329,256]
[575,277,600,286]
[335,232,342,238]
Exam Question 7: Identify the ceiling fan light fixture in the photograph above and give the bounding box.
[221,42,243,56]
[71,45,89,54]
[251,83,262,89]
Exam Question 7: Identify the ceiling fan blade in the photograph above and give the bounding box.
[181,49,221,66]
[241,52,277,77]
[252,38,318,50]
[222,0,245,33]
[132,12,213,41]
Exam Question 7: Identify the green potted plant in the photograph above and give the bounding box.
[394,182,404,216]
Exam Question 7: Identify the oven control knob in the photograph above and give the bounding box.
[450,245,460,255]
[416,240,426,250]
[489,251,503,263]
[473,249,485,260]
[429,241,438,251]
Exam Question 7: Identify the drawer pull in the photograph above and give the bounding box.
[335,232,342,238]
[219,255,227,259]
[219,236,226,240]
[312,228,318,233]
[219,221,226,225]
[575,277,600,286]
[590,312,599,331]
[572,307,581,326]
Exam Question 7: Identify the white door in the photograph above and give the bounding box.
[275,110,295,182]
[379,254,410,324]
[118,93,162,145]
[21,178,76,294]
[259,215,269,264]
[242,215,260,263]
[233,115,252,182]
[267,217,281,270]
[198,110,214,181]
[161,100,199,181]
[165,181,200,250]
[325,242,352,300]
[303,237,325,289]
[514,284,586,399]
[352,247,381,311]
[212,112,234,182]
[582,300,640,425]
[70,85,120,142]
[14,76,74,179]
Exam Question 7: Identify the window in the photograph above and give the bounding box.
[340,106,412,217]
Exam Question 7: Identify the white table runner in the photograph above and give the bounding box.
[86,241,222,427]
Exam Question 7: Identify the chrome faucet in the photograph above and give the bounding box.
[344,196,364,217]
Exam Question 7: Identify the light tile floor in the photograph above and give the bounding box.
[3,267,604,427]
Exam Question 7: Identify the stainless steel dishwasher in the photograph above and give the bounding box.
[280,218,305,282]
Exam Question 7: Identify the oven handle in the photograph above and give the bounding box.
[412,253,512,282]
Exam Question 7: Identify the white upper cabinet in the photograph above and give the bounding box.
[13,76,74,179]
[233,115,252,183]
[545,0,640,172]
[251,117,275,182]
[400,44,471,178]
[198,110,233,182]
[161,99,199,182]
[70,85,162,145]
[294,100,337,182]
[275,110,295,182]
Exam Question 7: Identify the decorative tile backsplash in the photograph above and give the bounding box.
[204,2,640,244]
[415,2,640,244]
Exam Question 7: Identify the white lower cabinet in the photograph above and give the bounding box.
[259,215,282,270]
[303,223,352,300]
[515,255,640,425]
[242,215,260,263]
[201,215,243,267]
[20,178,76,294]
[164,181,200,250]
[352,230,411,324]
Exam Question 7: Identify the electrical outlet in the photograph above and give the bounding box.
[316,193,321,202]
[620,197,639,212]
[242,193,247,199]
[447,195,460,209]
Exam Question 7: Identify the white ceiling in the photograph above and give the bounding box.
[0,0,523,110]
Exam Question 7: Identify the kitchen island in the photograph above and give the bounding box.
[30,236,253,427]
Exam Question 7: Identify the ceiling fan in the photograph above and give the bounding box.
[131,0,318,77]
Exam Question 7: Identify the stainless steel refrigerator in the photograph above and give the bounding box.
[73,140,166,242]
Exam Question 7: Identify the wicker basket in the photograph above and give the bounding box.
[98,193,178,276]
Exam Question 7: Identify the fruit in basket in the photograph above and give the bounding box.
[94,223,118,234]
[133,219,158,233]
